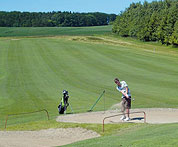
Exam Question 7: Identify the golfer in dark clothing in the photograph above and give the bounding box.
[114,78,131,121]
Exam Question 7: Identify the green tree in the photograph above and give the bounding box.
[170,21,178,46]
[113,0,178,46]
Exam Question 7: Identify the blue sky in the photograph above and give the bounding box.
[1,0,155,14]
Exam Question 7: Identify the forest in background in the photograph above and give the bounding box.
[113,0,178,46]
[0,11,116,27]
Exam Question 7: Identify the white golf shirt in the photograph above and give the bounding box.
[116,81,131,98]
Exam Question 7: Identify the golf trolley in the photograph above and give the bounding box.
[58,90,73,114]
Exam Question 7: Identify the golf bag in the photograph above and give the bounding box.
[58,90,69,114]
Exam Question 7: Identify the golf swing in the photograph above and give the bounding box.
[114,78,131,121]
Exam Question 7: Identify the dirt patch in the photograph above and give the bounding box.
[0,128,100,147]
[70,36,132,46]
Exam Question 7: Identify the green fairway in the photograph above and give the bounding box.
[0,27,178,128]
[0,25,112,37]
[0,26,178,147]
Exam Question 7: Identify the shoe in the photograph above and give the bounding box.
[124,117,130,121]
[120,116,126,120]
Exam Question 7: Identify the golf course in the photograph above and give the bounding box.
[0,25,178,146]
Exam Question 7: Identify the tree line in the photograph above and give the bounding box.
[113,0,178,46]
[0,11,116,27]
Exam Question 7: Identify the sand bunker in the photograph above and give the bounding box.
[1,108,178,147]
[56,108,178,124]
[0,128,100,147]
